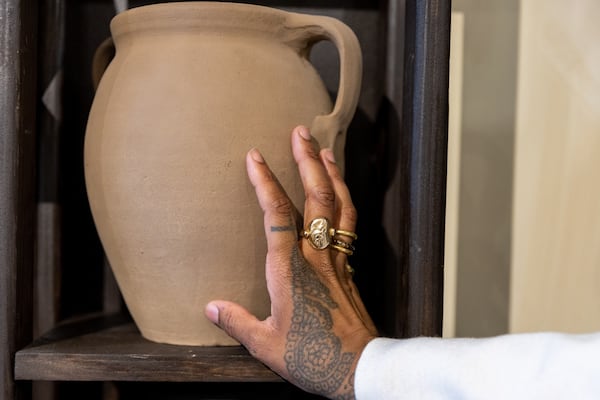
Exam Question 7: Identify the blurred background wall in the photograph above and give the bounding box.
[444,0,600,337]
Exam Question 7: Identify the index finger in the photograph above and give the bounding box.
[246,148,299,255]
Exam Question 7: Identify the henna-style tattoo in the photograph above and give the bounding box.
[270,225,296,232]
[283,247,356,399]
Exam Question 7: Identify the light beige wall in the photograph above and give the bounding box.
[449,0,520,337]
[510,0,600,333]
[446,0,600,336]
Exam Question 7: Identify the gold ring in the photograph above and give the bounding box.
[303,218,357,252]
[332,239,355,252]
[330,243,354,256]
[345,263,355,276]
[303,217,332,250]
[329,228,358,241]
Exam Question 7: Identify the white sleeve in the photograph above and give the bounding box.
[354,332,600,399]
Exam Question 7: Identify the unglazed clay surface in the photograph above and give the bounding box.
[85,2,361,345]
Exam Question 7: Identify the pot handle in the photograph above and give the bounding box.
[92,38,115,90]
[285,14,362,150]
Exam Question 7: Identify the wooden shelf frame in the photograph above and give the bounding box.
[2,0,451,398]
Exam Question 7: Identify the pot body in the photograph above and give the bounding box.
[85,2,361,345]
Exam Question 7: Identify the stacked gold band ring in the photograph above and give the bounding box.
[303,217,357,255]
[329,228,358,241]
[331,239,355,255]
[345,263,355,276]
[332,239,355,251]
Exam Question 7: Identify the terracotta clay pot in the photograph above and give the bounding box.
[84,2,362,345]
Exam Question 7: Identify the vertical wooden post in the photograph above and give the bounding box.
[0,0,38,399]
[386,0,451,337]
[402,0,451,337]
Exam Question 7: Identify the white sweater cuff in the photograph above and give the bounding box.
[355,333,600,399]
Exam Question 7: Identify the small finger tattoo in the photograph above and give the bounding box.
[271,225,296,232]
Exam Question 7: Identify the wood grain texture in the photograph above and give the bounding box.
[1,0,38,399]
[15,314,282,382]
[396,0,451,337]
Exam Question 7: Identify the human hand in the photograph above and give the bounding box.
[205,126,377,399]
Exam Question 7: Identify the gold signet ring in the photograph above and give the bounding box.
[302,217,332,250]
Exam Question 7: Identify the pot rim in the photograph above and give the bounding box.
[110,2,294,39]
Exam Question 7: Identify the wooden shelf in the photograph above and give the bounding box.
[14,314,282,382]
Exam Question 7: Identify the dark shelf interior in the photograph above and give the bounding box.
[15,314,282,383]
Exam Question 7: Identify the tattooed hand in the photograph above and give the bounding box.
[205,126,378,399]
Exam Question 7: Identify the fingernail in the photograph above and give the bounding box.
[297,126,311,141]
[205,303,219,324]
[323,149,336,163]
[249,148,265,163]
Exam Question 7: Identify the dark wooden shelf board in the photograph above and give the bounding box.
[14,314,282,382]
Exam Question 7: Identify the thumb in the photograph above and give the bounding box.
[205,300,266,352]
